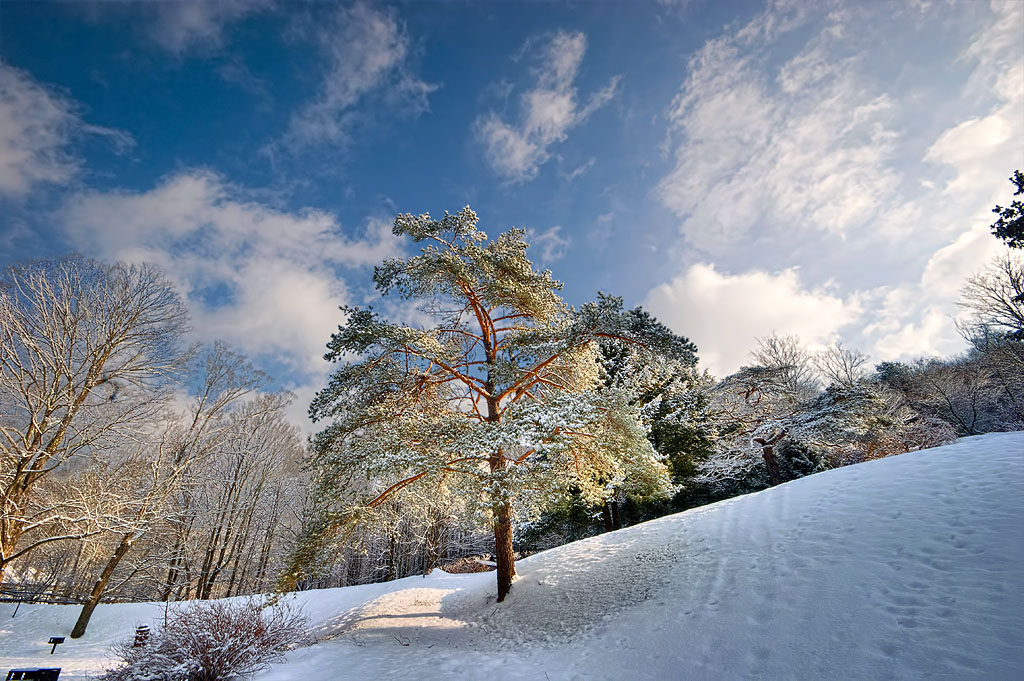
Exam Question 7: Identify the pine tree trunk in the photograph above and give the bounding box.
[71,534,133,638]
[494,501,515,603]
[485,369,515,602]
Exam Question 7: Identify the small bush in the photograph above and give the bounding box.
[101,599,308,681]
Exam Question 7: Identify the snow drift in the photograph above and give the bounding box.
[2,432,1022,680]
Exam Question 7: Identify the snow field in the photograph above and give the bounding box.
[1,432,1022,680]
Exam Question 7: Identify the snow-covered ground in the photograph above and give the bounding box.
[2,432,1022,680]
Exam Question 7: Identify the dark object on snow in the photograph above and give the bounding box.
[5,669,61,681]
[132,625,150,648]
[440,556,496,573]
[47,637,64,654]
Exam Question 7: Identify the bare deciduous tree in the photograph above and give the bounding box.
[193,393,303,601]
[959,253,1024,339]
[0,257,189,584]
[160,344,268,602]
[814,342,870,388]
[752,334,819,400]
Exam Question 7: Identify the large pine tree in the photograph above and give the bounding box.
[289,207,695,601]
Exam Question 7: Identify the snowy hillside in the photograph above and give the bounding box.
[2,432,1022,680]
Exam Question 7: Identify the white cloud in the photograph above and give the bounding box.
[216,57,271,99]
[527,225,570,263]
[919,227,1004,300]
[281,2,437,150]
[476,32,620,183]
[147,0,268,55]
[656,8,901,254]
[657,2,1020,257]
[0,60,132,200]
[280,379,323,437]
[0,61,79,198]
[563,157,596,182]
[863,224,1004,361]
[646,227,1006,378]
[59,170,402,377]
[643,264,862,378]
[869,305,962,362]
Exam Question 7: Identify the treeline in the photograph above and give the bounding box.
[523,251,1024,549]
[0,258,306,637]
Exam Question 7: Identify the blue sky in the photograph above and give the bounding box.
[1,0,1022,428]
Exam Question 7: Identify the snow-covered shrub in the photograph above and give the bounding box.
[100,599,308,681]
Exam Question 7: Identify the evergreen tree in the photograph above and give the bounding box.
[600,341,716,518]
[288,208,694,602]
[991,170,1024,249]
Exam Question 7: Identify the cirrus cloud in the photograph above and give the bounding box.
[656,7,900,254]
[527,225,570,263]
[279,2,437,152]
[0,60,132,199]
[476,31,620,183]
[146,0,270,55]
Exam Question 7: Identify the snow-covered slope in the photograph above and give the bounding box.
[2,432,1022,680]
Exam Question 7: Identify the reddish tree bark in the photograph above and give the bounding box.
[754,429,787,486]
